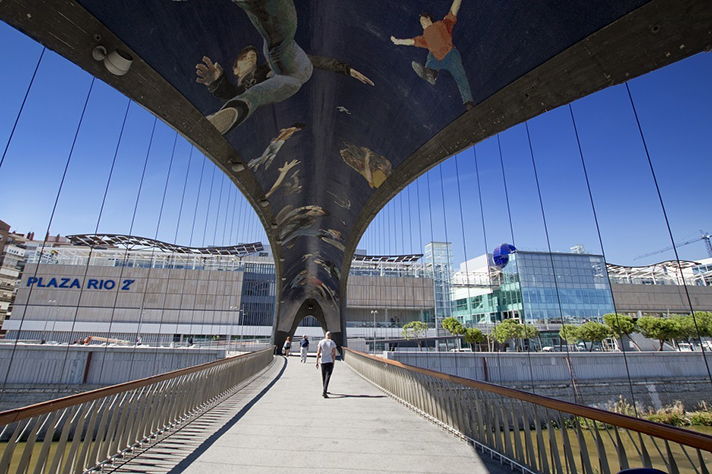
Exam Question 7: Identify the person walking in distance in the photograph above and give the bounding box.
[299,334,310,363]
[316,331,337,398]
[283,336,292,357]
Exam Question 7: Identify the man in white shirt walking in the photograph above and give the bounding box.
[316,331,338,398]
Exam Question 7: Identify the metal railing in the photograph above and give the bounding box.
[344,348,712,474]
[0,346,274,473]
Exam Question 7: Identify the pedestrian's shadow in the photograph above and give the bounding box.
[327,393,386,399]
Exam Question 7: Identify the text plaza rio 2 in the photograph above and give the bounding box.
[26,277,135,291]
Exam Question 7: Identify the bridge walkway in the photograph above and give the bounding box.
[115,355,510,474]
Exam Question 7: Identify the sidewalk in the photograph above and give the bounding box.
[177,355,510,473]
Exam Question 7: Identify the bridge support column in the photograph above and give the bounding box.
[273,298,344,352]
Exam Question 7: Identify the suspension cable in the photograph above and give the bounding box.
[187,155,208,346]
[497,136,516,247]
[569,103,640,413]
[54,98,132,392]
[201,167,217,247]
[95,115,158,383]
[472,146,504,381]
[126,129,177,377]
[212,174,226,245]
[165,144,196,360]
[0,47,46,171]
[524,121,582,404]
[222,179,233,245]
[624,82,712,388]
[0,77,96,399]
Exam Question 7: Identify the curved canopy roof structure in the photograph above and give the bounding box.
[2,0,710,346]
[67,234,263,256]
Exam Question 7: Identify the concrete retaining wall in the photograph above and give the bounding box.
[384,351,712,409]
[0,344,225,386]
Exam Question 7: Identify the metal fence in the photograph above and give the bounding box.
[0,346,274,473]
[344,348,712,474]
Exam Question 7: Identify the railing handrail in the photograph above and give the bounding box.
[0,346,275,426]
[344,348,712,451]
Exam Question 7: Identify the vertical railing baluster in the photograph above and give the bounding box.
[697,449,710,474]
[472,390,487,446]
[508,398,524,466]
[492,396,504,455]
[664,439,680,474]
[612,426,629,472]
[127,385,150,447]
[32,409,62,474]
[545,410,563,474]
[637,432,653,467]
[74,398,105,473]
[99,393,125,464]
[573,417,594,474]
[558,411,578,474]
[15,414,47,474]
[60,401,92,474]
[500,403,514,460]
[47,405,79,474]
[521,402,538,471]
[589,418,611,474]
[534,409,550,473]
[0,419,30,472]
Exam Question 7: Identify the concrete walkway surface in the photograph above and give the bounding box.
[162,354,511,474]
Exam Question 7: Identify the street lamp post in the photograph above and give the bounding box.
[240,305,245,345]
[45,299,57,343]
[51,300,59,342]
[229,305,240,352]
[371,310,378,354]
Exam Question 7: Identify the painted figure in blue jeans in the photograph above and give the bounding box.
[390,0,474,111]
[196,0,374,135]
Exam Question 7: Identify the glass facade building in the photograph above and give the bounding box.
[454,251,615,325]
[515,252,614,323]
[424,242,454,329]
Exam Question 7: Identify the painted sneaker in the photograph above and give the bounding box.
[206,98,249,135]
[412,61,437,85]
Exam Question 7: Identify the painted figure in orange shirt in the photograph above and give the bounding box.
[391,0,474,111]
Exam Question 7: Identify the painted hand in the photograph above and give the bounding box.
[279,159,300,174]
[196,56,223,86]
[349,69,375,86]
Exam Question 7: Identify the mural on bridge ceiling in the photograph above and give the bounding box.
[74,0,649,317]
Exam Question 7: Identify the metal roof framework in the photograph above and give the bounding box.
[352,254,423,263]
[67,234,263,257]
[606,260,701,283]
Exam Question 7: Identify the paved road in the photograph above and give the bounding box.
[168,354,511,474]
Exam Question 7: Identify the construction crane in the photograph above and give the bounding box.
[634,230,712,261]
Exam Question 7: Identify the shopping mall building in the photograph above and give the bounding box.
[4,235,435,344]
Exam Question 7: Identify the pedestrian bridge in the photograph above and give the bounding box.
[0,348,709,473]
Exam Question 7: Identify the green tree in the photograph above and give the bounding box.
[576,322,611,351]
[692,312,712,338]
[441,317,466,335]
[638,316,680,351]
[493,319,523,351]
[603,313,641,351]
[441,316,466,350]
[521,324,540,351]
[464,327,485,351]
[672,314,697,343]
[559,324,580,345]
[402,321,428,351]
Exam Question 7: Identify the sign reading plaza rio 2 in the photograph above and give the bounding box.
[26,277,135,291]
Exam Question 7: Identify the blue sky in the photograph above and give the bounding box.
[0,22,710,267]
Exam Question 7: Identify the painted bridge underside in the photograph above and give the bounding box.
[1,0,710,348]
